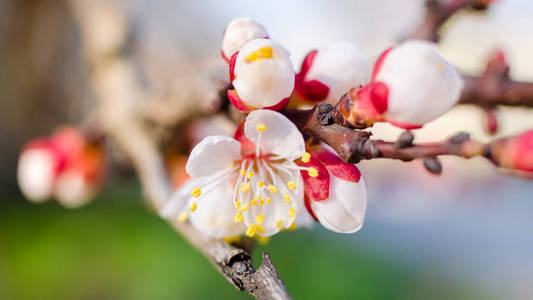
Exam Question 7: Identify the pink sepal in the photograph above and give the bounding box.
[311,146,361,183]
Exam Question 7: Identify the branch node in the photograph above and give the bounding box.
[316,103,335,126]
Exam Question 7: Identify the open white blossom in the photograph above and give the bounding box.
[160,110,317,238]
[222,17,268,61]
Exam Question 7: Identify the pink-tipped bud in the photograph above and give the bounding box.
[221,17,268,62]
[500,130,533,172]
[295,41,368,104]
[229,39,295,111]
[370,40,464,128]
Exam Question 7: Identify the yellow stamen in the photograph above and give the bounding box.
[289,222,298,231]
[301,152,311,163]
[246,224,257,237]
[256,225,266,234]
[224,236,241,244]
[239,203,249,212]
[251,199,257,206]
[284,193,292,204]
[241,182,250,192]
[191,187,201,198]
[246,172,255,179]
[287,181,296,190]
[266,197,272,204]
[256,236,270,245]
[245,46,274,62]
[235,201,241,209]
[256,123,267,132]
[177,211,188,222]
[240,169,246,176]
[258,181,264,188]
[308,167,319,178]
[256,214,265,225]
[276,220,284,230]
[267,185,278,194]
[234,212,244,223]
[190,201,198,212]
[259,199,265,206]
[288,207,295,219]
[437,63,444,71]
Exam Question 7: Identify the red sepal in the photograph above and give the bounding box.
[509,130,533,172]
[227,89,252,112]
[298,80,329,102]
[221,50,230,64]
[298,155,330,202]
[229,51,239,82]
[264,96,290,111]
[367,81,388,114]
[387,120,423,130]
[310,146,361,183]
[299,49,318,78]
[303,194,319,222]
[371,47,393,82]
[233,121,256,157]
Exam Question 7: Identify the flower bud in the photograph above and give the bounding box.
[349,40,464,129]
[228,39,295,111]
[294,41,368,104]
[499,130,533,172]
[221,17,268,62]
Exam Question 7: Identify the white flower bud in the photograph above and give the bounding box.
[17,147,58,202]
[231,39,295,109]
[222,17,268,61]
[298,41,369,104]
[373,40,464,127]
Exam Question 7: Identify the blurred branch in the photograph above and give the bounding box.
[285,104,525,174]
[69,1,291,299]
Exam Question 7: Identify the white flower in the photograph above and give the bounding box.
[222,17,268,61]
[17,144,59,202]
[160,110,315,238]
[301,144,367,233]
[296,41,369,104]
[229,39,295,111]
[55,169,97,209]
[373,40,464,127]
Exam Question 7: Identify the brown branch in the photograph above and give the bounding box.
[69,1,291,298]
[284,104,521,175]
[408,0,492,42]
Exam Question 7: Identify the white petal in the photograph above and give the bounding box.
[375,40,464,125]
[222,17,268,60]
[160,178,202,219]
[17,149,56,202]
[188,178,246,238]
[233,39,295,108]
[244,110,305,159]
[186,135,241,178]
[311,175,367,233]
[305,41,369,104]
[54,170,95,208]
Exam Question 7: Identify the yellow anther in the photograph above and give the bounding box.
[288,207,296,219]
[246,46,274,62]
[289,222,298,231]
[308,167,319,178]
[246,172,255,179]
[258,181,264,188]
[257,236,270,245]
[246,224,257,237]
[190,201,198,212]
[251,199,257,206]
[301,152,311,163]
[239,203,249,212]
[240,169,246,176]
[235,201,241,209]
[266,197,272,204]
[259,199,265,206]
[256,124,267,132]
[267,185,278,194]
[287,181,296,190]
[191,187,201,198]
[256,214,265,225]
[437,63,444,71]
[276,220,284,230]
[234,212,244,223]
[177,211,188,222]
[224,236,241,244]
[256,225,266,234]
[241,182,251,192]
[284,193,292,204]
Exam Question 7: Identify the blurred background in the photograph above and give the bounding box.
[1,0,533,299]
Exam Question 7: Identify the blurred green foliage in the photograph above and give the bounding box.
[0,183,490,300]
